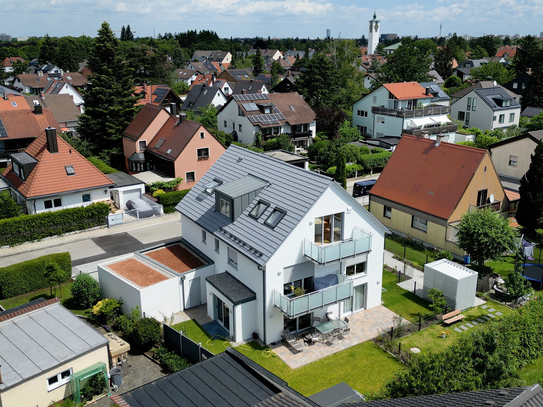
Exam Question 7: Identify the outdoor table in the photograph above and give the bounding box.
[315,319,348,343]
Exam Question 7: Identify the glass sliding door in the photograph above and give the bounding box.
[314,213,343,245]
[315,217,323,244]
[333,213,343,242]
[323,215,332,244]
[353,284,366,311]
[216,297,230,332]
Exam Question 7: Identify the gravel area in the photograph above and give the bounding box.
[145,244,204,273]
[108,258,169,287]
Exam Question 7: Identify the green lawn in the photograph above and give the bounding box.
[235,340,402,397]
[0,281,89,316]
[385,239,435,267]
[381,269,432,322]
[171,319,232,354]
[519,355,543,386]
[392,301,512,354]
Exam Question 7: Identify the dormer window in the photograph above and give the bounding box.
[249,201,269,219]
[220,198,231,217]
[65,165,75,176]
[265,208,286,228]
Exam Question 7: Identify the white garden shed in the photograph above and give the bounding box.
[423,259,478,311]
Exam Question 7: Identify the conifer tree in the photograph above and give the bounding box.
[517,141,543,235]
[252,48,264,77]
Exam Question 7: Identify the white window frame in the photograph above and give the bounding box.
[227,246,238,268]
[356,110,368,117]
[220,198,230,217]
[47,368,72,392]
[346,262,367,277]
[202,229,207,243]
[509,155,518,167]
[215,238,220,253]
[499,114,505,124]
[509,113,515,123]
[412,216,427,232]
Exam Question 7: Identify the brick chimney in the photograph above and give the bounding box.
[45,127,58,153]
[435,134,444,147]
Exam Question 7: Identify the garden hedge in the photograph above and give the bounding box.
[87,157,120,174]
[358,151,392,170]
[156,189,191,213]
[0,252,72,299]
[0,202,110,247]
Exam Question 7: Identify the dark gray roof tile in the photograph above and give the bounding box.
[206,272,256,305]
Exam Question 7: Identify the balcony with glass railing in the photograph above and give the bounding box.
[303,227,372,265]
[371,105,450,118]
[403,123,458,137]
[272,274,353,318]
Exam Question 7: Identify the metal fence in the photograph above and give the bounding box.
[163,324,214,364]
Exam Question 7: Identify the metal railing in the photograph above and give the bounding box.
[371,105,449,118]
[272,275,353,318]
[469,201,502,213]
[403,123,458,137]
[303,227,372,265]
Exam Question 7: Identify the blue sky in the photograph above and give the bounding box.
[2,0,543,40]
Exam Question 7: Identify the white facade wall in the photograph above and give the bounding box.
[180,263,215,308]
[111,184,145,209]
[98,263,145,317]
[27,187,110,214]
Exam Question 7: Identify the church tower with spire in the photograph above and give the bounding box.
[368,11,380,55]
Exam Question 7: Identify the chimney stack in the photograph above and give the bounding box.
[170,102,177,117]
[45,127,58,153]
[435,134,444,147]
[425,87,431,95]
[179,112,186,124]
[241,89,247,95]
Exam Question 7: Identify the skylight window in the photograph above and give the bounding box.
[65,165,75,176]
[11,102,17,107]
[265,208,286,228]
[249,201,269,219]
[205,178,223,195]
[155,138,166,148]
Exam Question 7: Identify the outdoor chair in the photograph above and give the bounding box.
[339,326,351,339]
[326,311,337,321]
[312,316,321,327]
[331,328,341,344]
[343,317,349,324]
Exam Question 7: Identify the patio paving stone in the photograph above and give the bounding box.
[481,315,491,321]
[481,305,489,309]
[495,311,503,316]
[477,317,487,323]
[465,323,474,328]
[454,327,462,333]
[270,305,401,369]
[472,320,479,325]
[488,313,496,318]
[488,308,496,312]
[459,325,468,331]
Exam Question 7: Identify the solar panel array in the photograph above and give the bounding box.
[153,87,168,102]
[233,93,269,102]
[0,117,7,138]
[248,113,286,124]
[242,102,259,112]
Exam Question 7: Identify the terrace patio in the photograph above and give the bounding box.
[270,305,401,369]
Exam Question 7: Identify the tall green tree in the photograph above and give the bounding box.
[39,34,58,63]
[469,61,514,85]
[125,25,134,41]
[334,151,347,189]
[512,35,540,77]
[77,22,139,161]
[521,49,543,110]
[252,48,264,77]
[434,44,456,80]
[376,37,432,84]
[457,208,518,272]
[0,191,20,219]
[517,141,543,235]
[296,53,339,112]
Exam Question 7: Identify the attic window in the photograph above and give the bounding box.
[155,138,166,149]
[10,101,17,107]
[205,178,223,195]
[265,208,286,228]
[66,76,72,80]
[166,149,172,155]
[249,201,269,219]
[290,105,295,111]
[65,165,75,176]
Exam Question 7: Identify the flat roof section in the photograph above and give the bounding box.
[108,258,170,287]
[144,244,205,274]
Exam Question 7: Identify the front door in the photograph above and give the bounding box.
[216,297,230,332]
[188,277,201,308]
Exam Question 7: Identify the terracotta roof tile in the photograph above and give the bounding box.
[0,108,59,140]
[2,130,114,198]
[1,57,25,67]
[383,82,429,100]
[146,118,202,160]
[370,135,486,220]
[0,94,29,111]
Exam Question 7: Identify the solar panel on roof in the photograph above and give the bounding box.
[153,88,168,102]
[232,94,269,102]
[0,117,8,138]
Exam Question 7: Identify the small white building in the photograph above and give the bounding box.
[423,259,478,311]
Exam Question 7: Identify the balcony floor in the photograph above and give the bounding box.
[270,305,401,369]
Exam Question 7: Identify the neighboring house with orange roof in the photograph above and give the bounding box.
[122,104,225,185]
[1,127,114,214]
[133,84,182,113]
[369,134,509,257]
[1,57,26,73]
[0,98,59,164]
[189,74,215,90]
[352,82,457,141]
[496,46,518,59]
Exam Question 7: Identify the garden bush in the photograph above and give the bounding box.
[71,274,101,308]
[80,373,107,403]
[92,298,123,324]
[357,151,392,171]
[87,157,120,174]
[112,314,133,335]
[153,345,191,373]
[156,189,190,213]
[0,252,71,299]
[130,317,162,350]
[147,178,182,194]
[371,147,386,154]
[0,203,109,247]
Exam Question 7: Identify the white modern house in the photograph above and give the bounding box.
[176,145,388,344]
[352,82,457,141]
[450,86,521,131]
[217,92,317,150]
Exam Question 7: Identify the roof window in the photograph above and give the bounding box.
[65,165,75,176]
[265,207,286,228]
[205,178,223,195]
[249,201,269,219]
[155,138,166,148]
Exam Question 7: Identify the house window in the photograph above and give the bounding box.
[200,131,205,139]
[357,110,368,117]
[472,98,476,111]
[233,122,235,130]
[509,113,515,122]
[12,161,20,176]
[227,246,238,268]
[47,368,72,391]
[493,116,496,121]
[513,83,518,89]
[499,114,505,124]
[465,112,470,126]
[224,120,227,128]
[283,277,313,296]
[202,229,206,243]
[197,148,209,160]
[477,189,488,207]
[139,140,146,151]
[377,117,385,125]
[220,198,231,217]
[82,194,91,202]
[383,205,392,219]
[467,97,471,111]
[238,106,244,116]
[249,201,269,219]
[314,213,343,244]
[186,171,195,183]
[215,238,220,253]
[44,198,62,209]
[239,124,242,132]
[457,112,465,121]
[357,125,368,135]
[346,262,367,276]
[65,165,75,176]
[412,216,427,232]
[509,155,518,167]
[265,208,286,228]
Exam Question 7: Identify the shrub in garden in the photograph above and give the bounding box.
[112,314,133,335]
[434,249,453,261]
[130,317,162,350]
[92,298,123,324]
[80,373,107,402]
[153,345,191,373]
[71,274,101,308]
[428,288,446,315]
[156,189,191,213]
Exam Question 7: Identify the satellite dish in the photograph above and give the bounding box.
[489,194,495,203]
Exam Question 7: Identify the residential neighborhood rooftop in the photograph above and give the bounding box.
[383,82,430,100]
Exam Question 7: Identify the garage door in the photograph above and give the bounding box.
[122,189,142,208]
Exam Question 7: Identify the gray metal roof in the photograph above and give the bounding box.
[419,82,450,102]
[176,145,334,266]
[474,87,520,111]
[206,272,256,305]
[216,174,269,198]
[0,302,107,390]
[11,152,38,165]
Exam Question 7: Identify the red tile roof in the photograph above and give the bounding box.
[146,117,203,160]
[383,82,429,100]
[2,130,114,198]
[123,103,165,140]
[190,74,214,89]
[1,57,25,67]
[0,94,29,111]
[0,108,59,140]
[370,135,487,220]
[496,46,518,58]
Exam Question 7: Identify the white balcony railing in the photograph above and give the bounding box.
[303,227,372,265]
